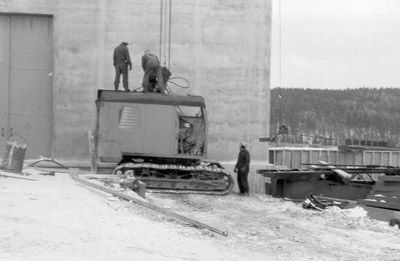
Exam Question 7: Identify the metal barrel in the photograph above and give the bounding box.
[9,144,27,173]
[1,139,27,173]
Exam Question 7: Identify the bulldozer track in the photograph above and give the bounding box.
[113,162,234,195]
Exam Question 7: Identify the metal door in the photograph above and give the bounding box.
[0,15,53,159]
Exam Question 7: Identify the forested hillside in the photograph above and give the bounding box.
[270,88,400,147]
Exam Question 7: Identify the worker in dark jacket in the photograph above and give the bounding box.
[234,142,251,195]
[141,50,164,93]
[113,42,132,91]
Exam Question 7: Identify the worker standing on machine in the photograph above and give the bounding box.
[141,50,164,93]
[113,42,132,92]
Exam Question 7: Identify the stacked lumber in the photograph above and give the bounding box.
[359,175,400,221]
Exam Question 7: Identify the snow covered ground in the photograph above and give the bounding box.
[1,168,400,261]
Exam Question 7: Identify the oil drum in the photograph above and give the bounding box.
[1,134,28,173]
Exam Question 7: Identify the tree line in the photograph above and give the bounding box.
[270,87,400,147]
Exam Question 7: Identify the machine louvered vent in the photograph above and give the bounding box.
[118,106,140,132]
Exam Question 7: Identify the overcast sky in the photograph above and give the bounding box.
[270,0,400,89]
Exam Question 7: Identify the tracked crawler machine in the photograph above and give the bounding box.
[94,90,233,195]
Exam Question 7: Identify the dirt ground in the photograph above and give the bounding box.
[1,169,400,261]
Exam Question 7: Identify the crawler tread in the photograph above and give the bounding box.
[113,162,234,195]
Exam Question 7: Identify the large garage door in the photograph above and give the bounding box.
[0,15,53,159]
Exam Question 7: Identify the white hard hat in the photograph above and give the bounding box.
[240,141,247,148]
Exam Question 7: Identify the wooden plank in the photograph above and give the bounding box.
[84,174,120,182]
[0,173,38,181]
[316,196,357,204]
[256,170,323,180]
[358,199,400,211]
[69,169,228,236]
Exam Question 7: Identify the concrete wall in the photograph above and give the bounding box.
[0,0,271,163]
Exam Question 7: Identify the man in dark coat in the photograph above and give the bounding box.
[113,42,132,91]
[141,50,164,93]
[234,142,251,195]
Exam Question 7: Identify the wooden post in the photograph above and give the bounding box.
[87,130,97,173]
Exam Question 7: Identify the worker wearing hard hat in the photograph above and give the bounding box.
[113,42,132,91]
[234,141,251,195]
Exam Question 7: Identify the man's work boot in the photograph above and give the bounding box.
[114,86,119,91]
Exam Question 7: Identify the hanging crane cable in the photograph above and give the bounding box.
[158,0,191,91]
[159,0,163,61]
[159,0,172,68]
[163,0,168,66]
[278,0,283,128]
[168,0,172,69]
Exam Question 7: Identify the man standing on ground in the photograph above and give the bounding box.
[141,50,164,93]
[234,142,251,195]
[113,42,132,91]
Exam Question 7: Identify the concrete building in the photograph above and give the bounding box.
[0,0,272,166]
